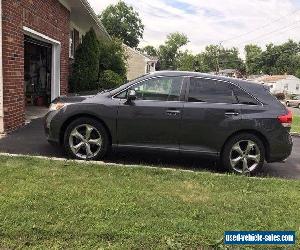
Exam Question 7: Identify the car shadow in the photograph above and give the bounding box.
[104,149,221,173]
[0,118,298,179]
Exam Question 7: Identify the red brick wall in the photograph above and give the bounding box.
[2,0,70,132]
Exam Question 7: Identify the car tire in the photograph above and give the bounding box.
[64,117,110,160]
[221,133,265,175]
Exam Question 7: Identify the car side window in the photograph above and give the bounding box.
[188,78,237,104]
[115,91,127,99]
[116,77,183,101]
[232,86,259,105]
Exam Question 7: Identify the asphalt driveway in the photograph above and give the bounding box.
[0,118,299,179]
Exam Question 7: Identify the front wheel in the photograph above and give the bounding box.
[64,117,110,160]
[222,133,265,175]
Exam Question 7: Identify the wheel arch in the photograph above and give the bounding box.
[59,114,112,146]
[221,129,270,161]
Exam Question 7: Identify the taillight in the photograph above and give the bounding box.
[278,110,293,127]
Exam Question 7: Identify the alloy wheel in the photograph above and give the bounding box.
[230,140,261,174]
[69,124,103,159]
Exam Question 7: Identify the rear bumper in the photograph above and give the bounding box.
[267,131,293,163]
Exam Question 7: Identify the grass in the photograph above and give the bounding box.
[292,116,300,133]
[0,156,299,249]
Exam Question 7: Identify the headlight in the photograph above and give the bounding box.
[49,102,71,111]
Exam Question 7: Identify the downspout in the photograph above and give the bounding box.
[0,0,4,133]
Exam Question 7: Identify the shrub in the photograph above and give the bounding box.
[70,30,127,93]
[70,28,100,92]
[99,70,124,89]
[274,93,285,100]
[98,38,127,83]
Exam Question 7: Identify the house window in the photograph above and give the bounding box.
[296,84,299,91]
[69,29,75,58]
[69,29,80,59]
[284,83,288,90]
[146,63,151,73]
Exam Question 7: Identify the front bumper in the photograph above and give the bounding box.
[44,110,61,145]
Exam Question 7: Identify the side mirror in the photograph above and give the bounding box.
[127,89,137,101]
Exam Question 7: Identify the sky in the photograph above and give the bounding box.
[88,0,300,57]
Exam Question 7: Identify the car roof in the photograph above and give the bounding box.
[148,70,265,89]
[109,70,268,98]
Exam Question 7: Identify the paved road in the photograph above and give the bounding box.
[0,118,299,179]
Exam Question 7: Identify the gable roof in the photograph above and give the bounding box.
[255,75,300,83]
[59,0,110,39]
[124,45,158,62]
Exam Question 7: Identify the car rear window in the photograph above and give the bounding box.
[188,78,237,104]
[232,86,260,105]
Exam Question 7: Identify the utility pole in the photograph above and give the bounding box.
[216,41,223,74]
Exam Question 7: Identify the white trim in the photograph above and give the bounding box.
[23,26,61,101]
[79,0,111,39]
[0,0,4,133]
[23,26,61,45]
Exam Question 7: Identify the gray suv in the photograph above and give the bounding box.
[44,71,293,174]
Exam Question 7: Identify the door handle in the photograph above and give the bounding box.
[225,111,239,116]
[166,110,181,116]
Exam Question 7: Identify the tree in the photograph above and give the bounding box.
[70,28,100,92]
[158,32,189,70]
[245,44,262,75]
[259,40,300,75]
[219,47,245,73]
[98,38,128,88]
[141,45,158,57]
[200,45,245,73]
[177,51,195,71]
[99,1,144,48]
[202,45,220,72]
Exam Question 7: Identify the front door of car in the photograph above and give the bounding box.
[116,76,186,150]
[180,77,242,155]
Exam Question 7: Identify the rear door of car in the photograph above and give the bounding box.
[115,76,187,150]
[180,77,242,155]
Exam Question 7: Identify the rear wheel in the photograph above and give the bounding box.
[64,117,109,160]
[222,133,265,175]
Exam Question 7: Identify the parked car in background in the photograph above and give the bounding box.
[44,71,293,175]
[286,95,300,108]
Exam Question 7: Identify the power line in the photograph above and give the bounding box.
[221,9,300,44]
[235,20,300,46]
[248,24,300,44]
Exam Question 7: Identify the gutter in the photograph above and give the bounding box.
[0,0,4,133]
[79,0,111,40]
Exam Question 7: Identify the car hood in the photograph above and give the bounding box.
[52,94,96,104]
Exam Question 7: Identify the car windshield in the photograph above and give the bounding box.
[107,73,150,96]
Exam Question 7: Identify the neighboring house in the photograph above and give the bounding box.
[252,75,300,95]
[0,0,110,133]
[217,69,243,78]
[125,45,158,81]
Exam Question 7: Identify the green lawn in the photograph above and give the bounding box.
[0,156,299,249]
[292,116,300,133]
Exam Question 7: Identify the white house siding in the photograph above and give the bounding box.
[267,76,300,95]
[125,46,157,81]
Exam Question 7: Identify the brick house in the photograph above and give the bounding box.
[0,0,110,133]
